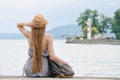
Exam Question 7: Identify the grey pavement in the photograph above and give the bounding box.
[0,76,120,80]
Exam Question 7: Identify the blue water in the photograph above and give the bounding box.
[0,39,120,78]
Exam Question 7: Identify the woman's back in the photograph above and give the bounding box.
[23,34,52,77]
[28,34,48,51]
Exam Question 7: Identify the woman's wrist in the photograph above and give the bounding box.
[24,22,30,26]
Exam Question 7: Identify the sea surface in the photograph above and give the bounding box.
[0,39,120,78]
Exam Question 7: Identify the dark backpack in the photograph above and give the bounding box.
[48,56,75,77]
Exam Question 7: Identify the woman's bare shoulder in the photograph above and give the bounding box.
[45,33,53,39]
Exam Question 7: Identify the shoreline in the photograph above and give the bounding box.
[66,39,120,45]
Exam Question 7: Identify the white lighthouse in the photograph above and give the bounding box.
[86,18,92,40]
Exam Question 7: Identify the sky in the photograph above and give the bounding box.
[0,0,120,33]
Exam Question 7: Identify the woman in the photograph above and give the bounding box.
[17,13,72,77]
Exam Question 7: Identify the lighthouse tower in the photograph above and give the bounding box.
[86,18,92,40]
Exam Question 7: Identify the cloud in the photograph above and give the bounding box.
[0,0,37,9]
[0,0,120,32]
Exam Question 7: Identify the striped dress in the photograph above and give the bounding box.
[23,48,51,77]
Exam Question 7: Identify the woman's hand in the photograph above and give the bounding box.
[28,21,39,28]
[64,63,72,68]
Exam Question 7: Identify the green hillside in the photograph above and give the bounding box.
[47,24,82,39]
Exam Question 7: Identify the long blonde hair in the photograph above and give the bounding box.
[31,14,47,73]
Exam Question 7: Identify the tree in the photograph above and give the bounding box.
[99,14,112,34]
[83,26,99,37]
[77,9,99,30]
[112,9,120,39]
[77,9,112,38]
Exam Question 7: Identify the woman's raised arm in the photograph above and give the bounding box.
[17,22,32,39]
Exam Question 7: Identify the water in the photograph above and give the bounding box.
[0,39,120,78]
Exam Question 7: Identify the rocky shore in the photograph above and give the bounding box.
[66,39,120,45]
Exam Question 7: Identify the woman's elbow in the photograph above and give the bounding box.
[17,23,20,28]
[17,23,20,26]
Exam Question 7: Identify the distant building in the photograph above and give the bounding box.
[94,34,109,39]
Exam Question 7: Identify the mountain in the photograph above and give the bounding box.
[0,33,25,39]
[0,24,82,39]
[47,24,82,39]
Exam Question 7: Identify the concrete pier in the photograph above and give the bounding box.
[0,76,120,80]
[66,39,120,45]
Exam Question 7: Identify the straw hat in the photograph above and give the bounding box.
[33,13,48,28]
